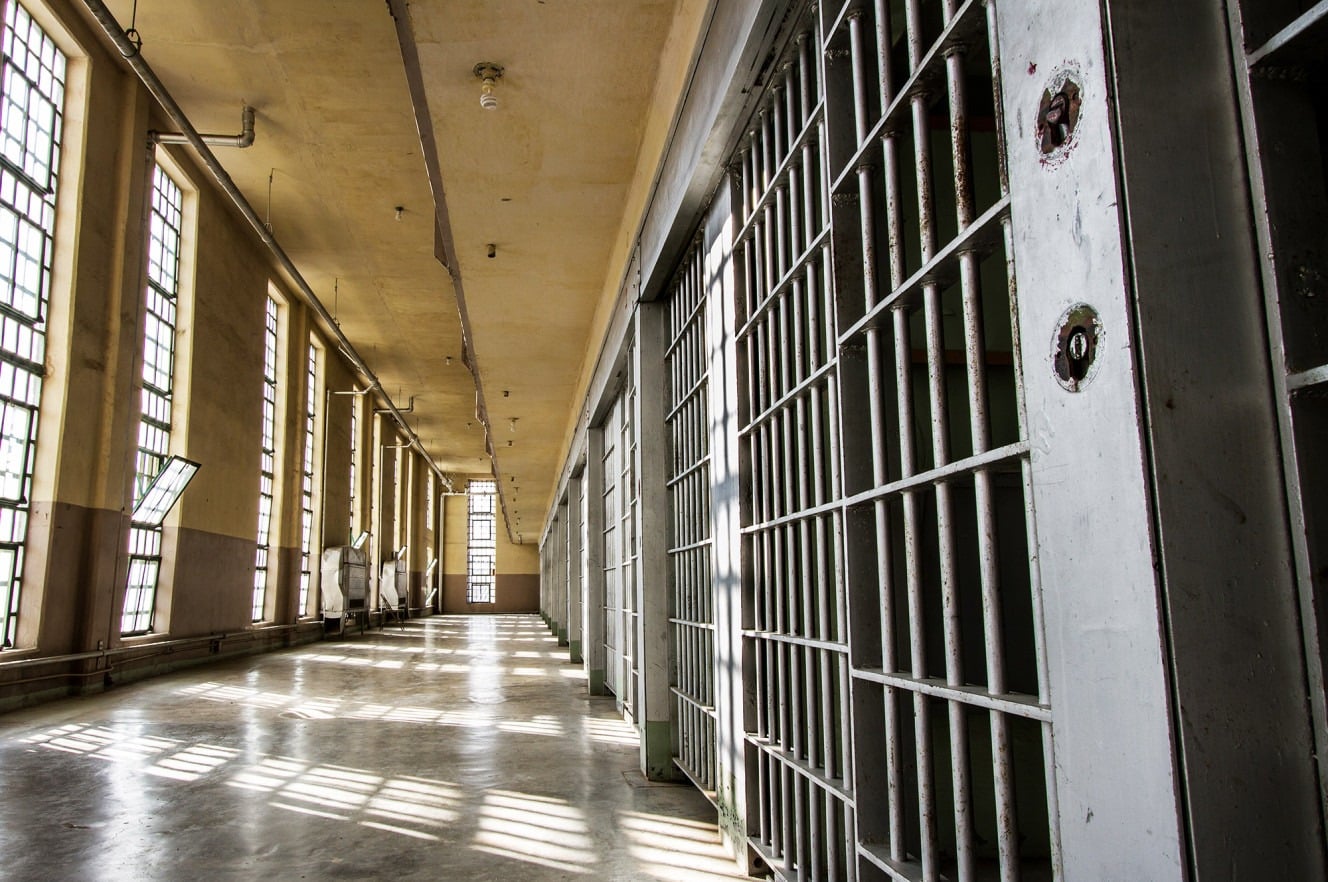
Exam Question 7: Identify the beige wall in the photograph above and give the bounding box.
[0,0,455,700]
[441,489,538,613]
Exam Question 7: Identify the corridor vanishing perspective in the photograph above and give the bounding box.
[0,0,1323,878]
[0,616,753,881]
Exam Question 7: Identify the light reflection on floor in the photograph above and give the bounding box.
[0,614,755,881]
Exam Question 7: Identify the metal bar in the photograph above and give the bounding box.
[941,11,1007,876]
[902,4,942,877]
[1247,0,1328,66]
[736,110,825,243]
[829,0,987,194]
[745,627,849,655]
[840,196,1010,341]
[670,685,716,712]
[750,735,855,801]
[665,455,713,491]
[841,441,1029,510]
[855,667,1052,722]
[741,361,837,438]
[859,841,930,881]
[663,304,709,363]
[1287,363,1328,390]
[665,537,716,559]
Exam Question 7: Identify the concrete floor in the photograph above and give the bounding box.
[0,614,756,881]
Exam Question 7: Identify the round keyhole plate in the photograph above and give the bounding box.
[1052,303,1101,392]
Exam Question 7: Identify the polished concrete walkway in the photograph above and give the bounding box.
[0,614,754,881]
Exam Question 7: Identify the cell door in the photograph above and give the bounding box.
[665,237,718,794]
[734,1,1192,879]
[621,360,641,722]
[601,357,640,721]
[602,389,624,703]
[735,7,853,875]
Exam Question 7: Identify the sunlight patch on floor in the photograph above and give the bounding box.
[471,789,597,874]
[620,810,754,881]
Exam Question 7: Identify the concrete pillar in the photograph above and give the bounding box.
[705,179,753,863]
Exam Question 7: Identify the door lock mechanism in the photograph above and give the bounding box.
[1052,304,1101,392]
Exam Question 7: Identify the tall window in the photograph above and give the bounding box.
[466,479,496,603]
[252,295,278,621]
[0,3,64,647]
[297,342,317,614]
[122,165,182,635]
[348,394,357,541]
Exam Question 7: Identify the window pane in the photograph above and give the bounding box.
[0,3,63,648]
[467,480,497,603]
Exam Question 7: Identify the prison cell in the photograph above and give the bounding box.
[824,1,1055,879]
[565,473,584,661]
[601,359,640,720]
[530,0,1328,872]
[602,394,622,701]
[550,503,569,641]
[666,237,718,794]
[734,5,855,878]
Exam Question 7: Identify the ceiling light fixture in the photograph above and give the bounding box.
[473,62,504,110]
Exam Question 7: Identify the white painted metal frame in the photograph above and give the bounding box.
[995,1,1187,874]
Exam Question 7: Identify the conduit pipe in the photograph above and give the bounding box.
[0,623,303,672]
[153,103,255,148]
[375,396,415,416]
[80,0,448,490]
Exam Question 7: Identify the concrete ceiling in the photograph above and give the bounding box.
[94,0,708,541]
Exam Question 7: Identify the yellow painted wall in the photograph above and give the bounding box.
[0,0,453,683]
[441,486,538,612]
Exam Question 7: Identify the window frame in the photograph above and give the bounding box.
[466,479,496,604]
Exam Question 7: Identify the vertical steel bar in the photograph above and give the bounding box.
[913,47,977,882]
[779,736,792,867]
[803,139,821,369]
[785,58,799,151]
[794,749,808,881]
[798,31,813,133]
[763,108,776,194]
[874,0,895,116]
[850,16,912,875]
